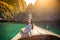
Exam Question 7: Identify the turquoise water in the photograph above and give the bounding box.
[0,22,26,40]
[0,22,60,40]
[35,23,60,35]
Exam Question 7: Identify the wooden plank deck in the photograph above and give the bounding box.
[12,25,60,40]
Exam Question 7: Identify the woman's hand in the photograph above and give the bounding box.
[21,29,24,33]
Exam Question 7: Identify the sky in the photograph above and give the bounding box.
[24,0,37,6]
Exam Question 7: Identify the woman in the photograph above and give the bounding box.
[21,19,34,38]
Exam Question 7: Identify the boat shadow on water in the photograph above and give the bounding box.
[18,35,60,40]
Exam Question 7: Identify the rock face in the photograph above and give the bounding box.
[0,0,59,22]
[18,35,60,40]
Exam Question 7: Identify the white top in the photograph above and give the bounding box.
[24,23,32,34]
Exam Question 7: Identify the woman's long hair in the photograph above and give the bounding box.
[31,19,34,30]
